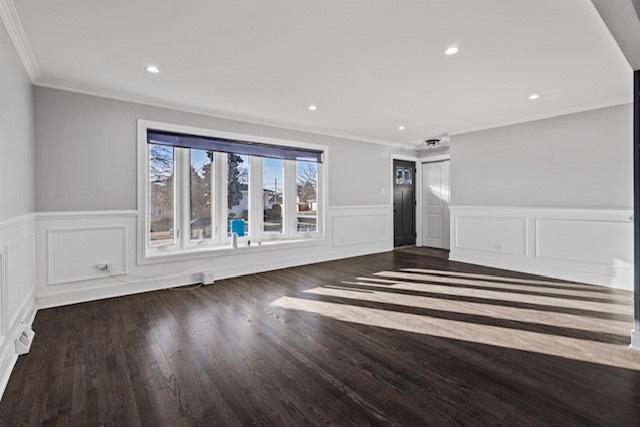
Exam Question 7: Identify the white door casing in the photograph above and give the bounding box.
[422,160,450,249]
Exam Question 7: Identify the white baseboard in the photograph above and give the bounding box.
[37,241,391,309]
[0,292,36,400]
[631,325,640,352]
[35,207,393,309]
[449,250,633,289]
[449,205,634,289]
[0,212,37,401]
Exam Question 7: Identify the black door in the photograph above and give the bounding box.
[393,159,416,247]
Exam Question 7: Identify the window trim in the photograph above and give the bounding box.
[146,144,178,249]
[294,159,320,236]
[137,119,328,264]
[184,148,217,248]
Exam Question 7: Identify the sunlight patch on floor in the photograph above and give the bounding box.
[364,274,626,300]
[360,273,633,315]
[322,282,631,335]
[270,295,640,370]
[398,268,617,290]
[356,275,633,316]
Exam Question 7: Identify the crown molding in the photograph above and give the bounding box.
[404,96,633,145]
[0,0,40,82]
[447,97,632,137]
[34,79,415,150]
[33,74,633,151]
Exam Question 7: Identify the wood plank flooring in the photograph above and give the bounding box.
[1,248,639,426]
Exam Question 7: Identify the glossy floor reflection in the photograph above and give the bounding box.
[1,247,638,425]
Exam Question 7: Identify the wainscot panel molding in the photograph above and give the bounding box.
[46,225,128,285]
[449,205,634,289]
[35,207,393,309]
[330,205,391,248]
[0,213,37,400]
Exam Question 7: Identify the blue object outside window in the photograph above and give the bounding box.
[230,219,246,237]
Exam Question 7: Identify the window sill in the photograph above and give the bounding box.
[139,236,327,265]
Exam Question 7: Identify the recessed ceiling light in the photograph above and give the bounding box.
[397,125,406,131]
[528,93,540,100]
[444,46,459,56]
[308,104,317,111]
[146,65,160,74]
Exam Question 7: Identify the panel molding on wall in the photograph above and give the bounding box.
[331,205,391,248]
[449,205,634,289]
[46,225,127,285]
[454,215,528,256]
[35,206,393,309]
[0,213,36,400]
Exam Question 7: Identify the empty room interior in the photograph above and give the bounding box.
[1,0,640,425]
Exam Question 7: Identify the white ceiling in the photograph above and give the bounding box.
[9,0,633,145]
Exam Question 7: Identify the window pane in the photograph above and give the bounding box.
[263,158,284,233]
[149,144,175,245]
[190,149,213,240]
[296,161,318,232]
[227,153,249,235]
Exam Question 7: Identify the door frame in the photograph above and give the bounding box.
[421,157,451,250]
[390,153,422,247]
[390,151,452,248]
[421,153,450,163]
[633,69,639,351]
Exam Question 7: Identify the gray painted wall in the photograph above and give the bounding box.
[451,104,633,209]
[0,24,34,221]
[34,87,412,211]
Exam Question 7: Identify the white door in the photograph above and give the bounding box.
[422,160,450,249]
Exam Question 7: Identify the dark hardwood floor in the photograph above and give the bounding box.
[1,248,639,426]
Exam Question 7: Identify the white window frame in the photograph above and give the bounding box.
[183,148,218,249]
[146,144,178,249]
[293,159,320,237]
[137,119,327,264]
[259,157,286,238]
[223,151,253,245]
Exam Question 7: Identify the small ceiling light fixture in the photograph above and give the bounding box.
[528,93,540,100]
[444,46,459,56]
[146,65,160,74]
[397,125,406,131]
[307,104,317,111]
[424,133,450,151]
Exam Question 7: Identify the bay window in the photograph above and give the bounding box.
[140,121,325,258]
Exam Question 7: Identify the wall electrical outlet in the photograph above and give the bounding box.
[95,263,112,272]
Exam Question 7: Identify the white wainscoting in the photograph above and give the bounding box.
[0,213,37,399]
[449,206,634,289]
[47,225,128,285]
[331,205,391,248]
[35,205,393,309]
